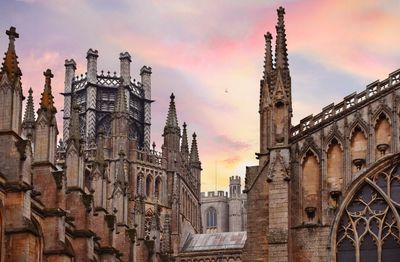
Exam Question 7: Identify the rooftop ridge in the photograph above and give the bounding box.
[291,68,400,139]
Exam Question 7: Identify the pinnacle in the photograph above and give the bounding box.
[1,26,22,84]
[275,6,289,70]
[164,93,179,131]
[263,31,274,78]
[39,69,56,113]
[181,122,189,154]
[23,87,35,124]
[190,132,200,164]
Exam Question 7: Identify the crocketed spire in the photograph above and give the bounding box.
[1,27,22,85]
[263,32,274,79]
[114,80,127,113]
[164,93,180,134]
[39,69,57,113]
[190,132,200,165]
[275,7,289,70]
[181,122,189,155]
[23,87,35,124]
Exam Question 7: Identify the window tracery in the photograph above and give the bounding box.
[335,165,400,261]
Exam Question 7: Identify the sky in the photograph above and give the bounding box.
[1,0,400,192]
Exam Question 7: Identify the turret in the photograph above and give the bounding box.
[141,65,152,149]
[62,59,76,143]
[119,52,131,85]
[86,49,98,143]
[0,26,23,134]
[86,48,98,83]
[22,87,35,140]
[34,69,58,164]
[229,176,241,197]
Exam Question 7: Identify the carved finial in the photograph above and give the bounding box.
[275,6,289,70]
[164,93,179,133]
[23,87,35,124]
[181,122,189,155]
[190,132,200,166]
[263,32,274,79]
[39,69,56,113]
[1,26,22,84]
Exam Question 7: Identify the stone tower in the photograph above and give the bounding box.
[62,49,152,148]
[244,6,291,261]
[228,176,244,232]
[245,6,400,262]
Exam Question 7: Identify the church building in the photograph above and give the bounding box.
[244,6,400,262]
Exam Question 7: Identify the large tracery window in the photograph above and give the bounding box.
[206,207,217,229]
[335,164,400,261]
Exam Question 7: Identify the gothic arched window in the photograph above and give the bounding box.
[335,163,400,261]
[206,207,217,228]
[145,175,153,198]
[155,177,161,198]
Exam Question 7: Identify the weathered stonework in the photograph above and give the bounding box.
[245,6,400,262]
[0,26,202,262]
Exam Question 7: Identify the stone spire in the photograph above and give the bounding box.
[181,122,189,155]
[263,32,274,79]
[21,87,35,139]
[1,26,22,84]
[114,80,127,114]
[275,7,289,70]
[163,93,181,155]
[190,133,200,165]
[23,88,35,124]
[164,93,179,134]
[39,69,57,113]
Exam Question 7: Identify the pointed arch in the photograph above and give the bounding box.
[145,175,153,198]
[325,122,345,152]
[300,136,321,165]
[301,149,321,223]
[330,154,400,262]
[374,111,392,159]
[154,176,162,199]
[348,113,369,140]
[327,138,344,193]
[350,124,368,173]
[30,216,44,262]
[372,103,392,126]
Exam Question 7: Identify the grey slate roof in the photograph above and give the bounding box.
[181,231,246,252]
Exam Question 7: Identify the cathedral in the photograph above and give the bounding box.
[244,6,400,262]
[0,25,202,261]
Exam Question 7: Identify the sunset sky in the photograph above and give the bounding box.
[1,0,400,192]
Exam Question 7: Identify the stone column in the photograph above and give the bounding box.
[141,66,152,149]
[86,49,99,143]
[63,59,76,143]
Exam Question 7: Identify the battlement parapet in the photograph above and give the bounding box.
[201,190,228,199]
[291,68,400,139]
